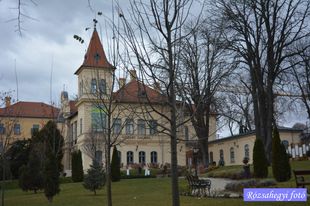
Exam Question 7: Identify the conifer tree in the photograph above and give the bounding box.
[18,151,44,193]
[71,150,84,182]
[44,152,60,203]
[83,160,105,195]
[272,126,291,182]
[253,138,268,178]
[111,146,121,182]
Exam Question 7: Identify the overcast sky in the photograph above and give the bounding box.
[1,0,308,136]
[0,0,124,106]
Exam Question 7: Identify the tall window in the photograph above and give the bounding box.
[244,144,250,159]
[79,81,83,96]
[149,120,157,135]
[31,124,39,135]
[127,151,134,164]
[151,151,157,164]
[80,118,83,134]
[184,126,189,141]
[137,119,146,135]
[219,149,224,161]
[99,79,106,94]
[95,150,102,164]
[209,151,213,163]
[91,78,97,93]
[14,124,21,135]
[125,119,134,135]
[73,121,77,144]
[230,147,235,163]
[139,151,146,164]
[0,124,4,134]
[113,118,122,134]
[91,107,106,132]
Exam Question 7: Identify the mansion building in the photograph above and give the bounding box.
[59,28,217,174]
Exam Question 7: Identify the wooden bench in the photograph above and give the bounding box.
[293,170,310,188]
[186,174,211,196]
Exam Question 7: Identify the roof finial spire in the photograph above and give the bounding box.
[93,18,98,29]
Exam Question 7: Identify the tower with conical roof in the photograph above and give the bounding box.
[70,27,114,170]
[75,27,114,103]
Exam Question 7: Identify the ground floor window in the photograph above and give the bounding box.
[95,150,102,164]
[139,151,145,164]
[209,151,213,163]
[230,147,235,163]
[150,151,157,163]
[127,151,134,165]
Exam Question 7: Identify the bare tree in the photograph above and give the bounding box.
[177,18,235,166]
[117,1,203,205]
[0,94,18,206]
[214,0,310,161]
[289,40,310,119]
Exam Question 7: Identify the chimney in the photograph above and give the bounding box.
[129,70,137,81]
[119,78,126,88]
[5,96,11,107]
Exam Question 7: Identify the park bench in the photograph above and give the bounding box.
[186,174,211,196]
[293,170,310,188]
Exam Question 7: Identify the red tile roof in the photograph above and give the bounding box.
[113,80,167,103]
[0,101,59,119]
[75,29,113,75]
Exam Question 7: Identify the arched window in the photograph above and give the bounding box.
[209,151,213,163]
[151,151,157,164]
[281,140,289,149]
[91,78,97,93]
[230,147,235,163]
[99,79,106,94]
[139,151,146,164]
[127,151,133,165]
[219,149,224,161]
[244,144,250,159]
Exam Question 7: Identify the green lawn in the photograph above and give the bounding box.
[2,176,309,206]
[2,160,310,206]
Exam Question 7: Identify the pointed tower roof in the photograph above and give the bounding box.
[75,28,113,74]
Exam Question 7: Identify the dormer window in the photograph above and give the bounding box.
[99,79,107,95]
[91,79,97,93]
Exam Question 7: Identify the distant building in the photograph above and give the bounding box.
[0,98,59,151]
[207,127,303,166]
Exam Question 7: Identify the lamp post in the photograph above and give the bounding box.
[193,147,199,177]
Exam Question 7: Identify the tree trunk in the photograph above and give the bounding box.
[106,134,112,206]
[1,155,5,206]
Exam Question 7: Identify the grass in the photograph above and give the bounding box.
[2,177,309,206]
[2,160,309,206]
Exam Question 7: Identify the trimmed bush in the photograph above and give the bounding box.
[272,126,291,182]
[71,150,84,182]
[253,138,268,178]
[111,146,121,182]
